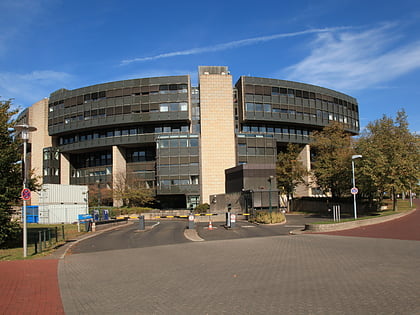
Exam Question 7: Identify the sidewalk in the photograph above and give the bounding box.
[0,220,132,315]
[0,259,64,314]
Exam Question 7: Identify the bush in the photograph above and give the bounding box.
[251,211,286,224]
[194,203,209,213]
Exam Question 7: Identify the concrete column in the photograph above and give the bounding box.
[112,146,126,207]
[60,153,70,185]
[295,144,313,197]
[198,66,236,204]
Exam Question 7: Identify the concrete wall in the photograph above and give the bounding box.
[199,67,236,204]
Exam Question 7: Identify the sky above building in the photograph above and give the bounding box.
[1,0,419,133]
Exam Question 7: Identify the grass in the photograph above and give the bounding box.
[313,199,416,224]
[0,223,86,261]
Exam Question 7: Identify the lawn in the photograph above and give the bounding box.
[0,223,86,261]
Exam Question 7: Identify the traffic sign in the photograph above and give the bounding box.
[351,187,359,195]
[21,188,31,200]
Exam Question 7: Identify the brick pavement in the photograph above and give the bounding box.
[320,200,420,240]
[0,259,64,314]
[59,234,420,314]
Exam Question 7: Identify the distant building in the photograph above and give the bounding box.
[17,66,359,209]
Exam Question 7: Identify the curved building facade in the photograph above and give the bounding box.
[35,66,359,208]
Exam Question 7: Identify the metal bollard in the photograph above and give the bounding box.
[226,212,231,228]
[138,215,145,230]
[188,213,195,229]
[230,213,236,228]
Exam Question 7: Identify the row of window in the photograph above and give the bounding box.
[71,168,112,178]
[126,148,155,163]
[59,124,190,145]
[158,176,199,186]
[243,84,357,110]
[245,102,355,118]
[237,146,276,156]
[157,138,199,149]
[43,150,59,161]
[43,168,59,176]
[241,125,311,136]
[49,84,189,109]
[244,105,359,129]
[70,151,112,168]
[53,102,189,126]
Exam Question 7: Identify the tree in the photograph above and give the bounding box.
[310,122,355,198]
[276,143,308,202]
[113,173,155,207]
[356,110,420,210]
[0,99,22,246]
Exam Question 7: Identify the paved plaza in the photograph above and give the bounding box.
[59,233,420,314]
[1,204,419,314]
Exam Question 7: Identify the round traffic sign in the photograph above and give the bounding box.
[21,188,31,200]
[351,187,359,195]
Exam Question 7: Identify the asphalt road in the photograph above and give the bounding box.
[70,221,190,254]
[70,214,328,254]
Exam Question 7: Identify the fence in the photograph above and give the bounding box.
[27,225,66,255]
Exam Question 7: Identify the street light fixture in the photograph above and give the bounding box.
[13,124,37,258]
[351,155,362,220]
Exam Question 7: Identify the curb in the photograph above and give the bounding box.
[184,228,204,242]
[290,209,417,234]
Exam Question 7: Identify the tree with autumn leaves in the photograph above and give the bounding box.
[356,110,419,210]
[278,110,419,211]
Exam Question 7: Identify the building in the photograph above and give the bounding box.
[18,66,359,209]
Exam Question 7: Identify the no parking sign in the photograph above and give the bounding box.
[21,188,31,200]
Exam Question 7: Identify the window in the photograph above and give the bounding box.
[246,103,254,111]
[180,102,188,111]
[159,104,169,112]
[189,139,198,147]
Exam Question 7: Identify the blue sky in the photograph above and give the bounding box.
[1,0,419,133]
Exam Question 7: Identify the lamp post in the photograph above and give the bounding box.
[14,124,37,258]
[268,176,274,212]
[351,155,362,220]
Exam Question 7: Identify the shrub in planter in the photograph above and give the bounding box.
[194,203,209,213]
[252,211,285,224]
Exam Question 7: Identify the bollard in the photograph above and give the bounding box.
[138,215,145,230]
[230,213,236,228]
[43,230,47,249]
[226,212,231,228]
[188,213,195,229]
[38,231,43,253]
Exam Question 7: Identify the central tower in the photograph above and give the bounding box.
[198,66,236,204]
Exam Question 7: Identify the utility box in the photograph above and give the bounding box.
[38,184,89,224]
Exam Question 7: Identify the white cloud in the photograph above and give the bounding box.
[121,26,351,65]
[282,24,420,91]
[0,70,73,107]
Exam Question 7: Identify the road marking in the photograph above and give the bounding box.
[151,222,160,228]
[242,225,256,228]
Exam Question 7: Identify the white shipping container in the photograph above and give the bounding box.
[40,184,88,205]
[39,204,88,224]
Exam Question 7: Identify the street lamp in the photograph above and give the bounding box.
[14,124,37,258]
[351,155,362,220]
[268,176,274,212]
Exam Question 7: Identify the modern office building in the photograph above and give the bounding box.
[18,66,359,209]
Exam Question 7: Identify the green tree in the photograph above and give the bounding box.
[0,99,22,246]
[356,110,420,210]
[310,122,355,198]
[276,143,308,201]
[113,173,155,207]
